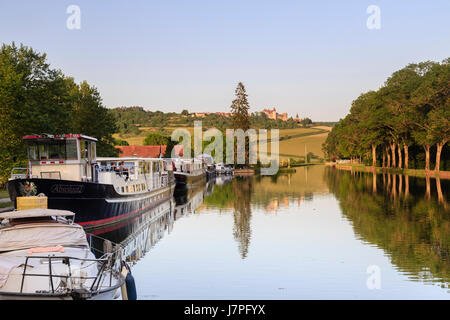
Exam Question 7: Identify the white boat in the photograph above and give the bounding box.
[172,158,206,186]
[0,209,125,300]
[195,154,216,180]
[215,163,234,175]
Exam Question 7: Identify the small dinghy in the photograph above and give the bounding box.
[0,209,125,300]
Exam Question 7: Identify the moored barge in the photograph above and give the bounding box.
[172,158,206,187]
[6,134,175,229]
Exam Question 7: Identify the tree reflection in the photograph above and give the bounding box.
[232,177,253,259]
[325,168,450,289]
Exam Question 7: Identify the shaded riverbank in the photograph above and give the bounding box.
[332,163,450,180]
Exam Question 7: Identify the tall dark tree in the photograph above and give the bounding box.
[230,82,251,166]
[230,82,251,131]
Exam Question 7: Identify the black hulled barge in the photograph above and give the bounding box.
[7,134,175,230]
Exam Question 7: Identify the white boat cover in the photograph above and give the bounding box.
[0,208,75,220]
[0,257,21,288]
[0,223,89,252]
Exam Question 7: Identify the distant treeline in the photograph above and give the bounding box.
[0,43,118,185]
[323,58,449,171]
[313,121,337,127]
[110,106,311,135]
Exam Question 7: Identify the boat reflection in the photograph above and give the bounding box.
[90,179,217,265]
[89,199,175,264]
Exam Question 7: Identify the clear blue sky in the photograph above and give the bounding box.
[1,0,449,121]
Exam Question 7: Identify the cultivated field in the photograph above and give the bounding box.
[114,126,331,160]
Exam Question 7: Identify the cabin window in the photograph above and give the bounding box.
[91,142,96,160]
[39,144,48,160]
[27,141,77,160]
[28,143,39,160]
[66,140,78,159]
[121,187,124,193]
[80,140,85,159]
[48,141,66,159]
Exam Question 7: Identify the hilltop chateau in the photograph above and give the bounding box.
[260,108,302,122]
[261,108,288,121]
[190,108,301,122]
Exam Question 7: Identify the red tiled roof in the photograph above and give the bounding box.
[115,145,183,158]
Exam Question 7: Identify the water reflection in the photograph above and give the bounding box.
[174,180,215,219]
[90,199,175,264]
[324,168,449,288]
[89,166,449,298]
[90,180,216,265]
[232,178,253,259]
[199,166,329,258]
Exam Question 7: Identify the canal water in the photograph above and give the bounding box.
[95,166,450,299]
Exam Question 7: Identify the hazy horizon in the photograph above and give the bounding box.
[1,0,449,121]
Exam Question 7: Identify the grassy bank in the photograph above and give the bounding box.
[0,189,9,199]
[0,201,12,209]
[334,163,450,180]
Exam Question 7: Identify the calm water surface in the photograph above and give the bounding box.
[95,166,450,299]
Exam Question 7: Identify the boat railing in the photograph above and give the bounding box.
[17,253,123,299]
[11,233,127,298]
[97,164,131,177]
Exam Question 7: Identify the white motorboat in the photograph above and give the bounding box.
[0,208,125,300]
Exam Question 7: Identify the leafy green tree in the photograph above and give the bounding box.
[114,138,129,146]
[323,58,449,172]
[0,43,72,184]
[349,91,385,167]
[0,43,119,184]
[412,60,449,171]
[381,64,424,169]
[301,117,312,128]
[143,132,169,145]
[69,79,118,156]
